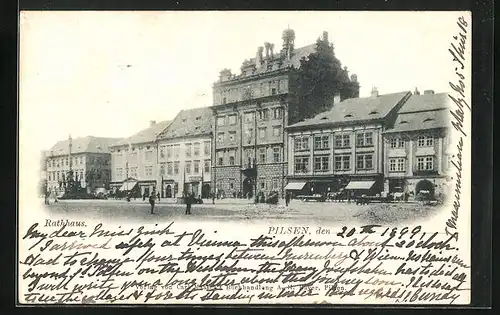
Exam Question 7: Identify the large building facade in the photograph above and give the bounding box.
[156,107,213,199]
[110,120,171,197]
[382,90,452,196]
[211,28,359,198]
[46,136,121,194]
[286,90,411,196]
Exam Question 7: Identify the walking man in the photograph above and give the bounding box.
[185,192,192,215]
[149,189,156,214]
[285,191,290,207]
[157,192,161,202]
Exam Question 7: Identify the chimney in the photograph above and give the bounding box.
[423,90,435,95]
[414,87,420,95]
[256,46,263,68]
[269,43,274,57]
[371,87,379,98]
[150,120,156,127]
[333,93,341,105]
[264,42,270,59]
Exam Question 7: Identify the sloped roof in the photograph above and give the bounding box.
[384,93,451,133]
[157,106,213,140]
[288,91,411,129]
[398,93,450,113]
[112,120,172,147]
[48,136,122,157]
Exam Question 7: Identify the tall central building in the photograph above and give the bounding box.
[211,28,359,198]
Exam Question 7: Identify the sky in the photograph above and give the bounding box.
[19,11,468,152]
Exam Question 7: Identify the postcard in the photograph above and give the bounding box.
[18,11,471,305]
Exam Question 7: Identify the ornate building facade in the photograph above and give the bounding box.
[286,90,411,196]
[156,107,213,199]
[211,28,359,198]
[382,90,452,196]
[46,136,120,195]
[110,120,171,196]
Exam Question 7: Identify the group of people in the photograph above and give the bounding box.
[147,189,196,215]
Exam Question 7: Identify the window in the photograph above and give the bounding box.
[229,131,236,142]
[259,109,269,121]
[230,182,234,189]
[356,132,373,147]
[273,126,281,137]
[271,88,277,95]
[217,116,225,126]
[217,151,224,166]
[228,115,237,125]
[334,155,351,170]
[314,135,330,150]
[390,138,405,148]
[193,142,200,156]
[273,108,282,119]
[259,127,267,139]
[174,145,180,158]
[145,166,153,177]
[185,143,192,157]
[174,161,179,174]
[217,133,225,143]
[167,162,173,175]
[389,158,406,172]
[356,154,373,170]
[273,147,280,163]
[159,146,165,158]
[145,150,153,162]
[260,181,266,189]
[166,145,172,158]
[418,135,434,147]
[259,148,266,163]
[417,156,433,170]
[193,160,200,174]
[130,167,138,178]
[185,161,191,174]
[295,157,309,173]
[204,160,210,173]
[203,141,210,156]
[334,134,350,148]
[222,97,227,104]
[272,178,279,190]
[244,112,254,122]
[159,164,165,176]
[229,155,235,165]
[294,136,310,151]
[314,156,329,171]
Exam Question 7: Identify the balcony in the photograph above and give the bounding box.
[241,158,257,178]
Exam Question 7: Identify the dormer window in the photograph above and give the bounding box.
[196,116,201,120]
[320,117,328,120]
[369,110,378,115]
[400,120,409,124]
[344,114,353,118]
[423,118,434,122]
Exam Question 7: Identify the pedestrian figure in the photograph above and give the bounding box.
[149,189,156,214]
[212,193,215,205]
[44,191,50,205]
[157,192,161,202]
[143,193,146,201]
[285,191,290,207]
[185,193,193,215]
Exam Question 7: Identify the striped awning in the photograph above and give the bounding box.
[119,180,138,191]
[345,180,375,190]
[285,182,307,190]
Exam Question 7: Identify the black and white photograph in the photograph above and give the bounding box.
[18,11,472,305]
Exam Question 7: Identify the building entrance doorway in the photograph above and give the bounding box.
[202,183,211,199]
[243,178,253,198]
[165,185,172,198]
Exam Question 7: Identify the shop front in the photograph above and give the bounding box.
[184,176,203,198]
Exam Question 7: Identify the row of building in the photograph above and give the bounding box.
[42,28,452,199]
